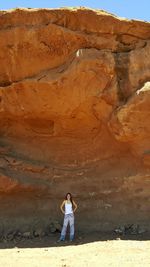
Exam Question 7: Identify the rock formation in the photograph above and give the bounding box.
[0,7,150,234]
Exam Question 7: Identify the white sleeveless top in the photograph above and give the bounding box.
[65,201,73,215]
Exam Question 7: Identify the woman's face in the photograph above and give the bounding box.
[67,194,71,200]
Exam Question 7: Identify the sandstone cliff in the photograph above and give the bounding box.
[0,8,150,234]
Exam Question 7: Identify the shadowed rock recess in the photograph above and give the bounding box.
[0,7,150,235]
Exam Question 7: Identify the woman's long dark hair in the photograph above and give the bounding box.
[65,192,73,206]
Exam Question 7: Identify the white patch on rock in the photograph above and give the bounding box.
[136,81,150,95]
[76,49,83,57]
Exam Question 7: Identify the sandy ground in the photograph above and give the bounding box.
[0,233,150,267]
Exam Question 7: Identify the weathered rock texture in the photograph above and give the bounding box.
[0,7,150,234]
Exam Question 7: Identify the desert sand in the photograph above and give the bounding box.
[0,236,150,267]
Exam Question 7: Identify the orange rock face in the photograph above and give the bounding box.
[0,8,150,233]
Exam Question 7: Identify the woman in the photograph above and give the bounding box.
[58,192,77,242]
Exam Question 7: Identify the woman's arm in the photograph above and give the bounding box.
[60,200,65,214]
[73,200,78,213]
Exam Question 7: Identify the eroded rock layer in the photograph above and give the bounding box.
[0,8,150,233]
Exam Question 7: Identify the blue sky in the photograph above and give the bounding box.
[0,0,150,21]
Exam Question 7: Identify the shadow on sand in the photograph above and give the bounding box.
[0,231,150,249]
